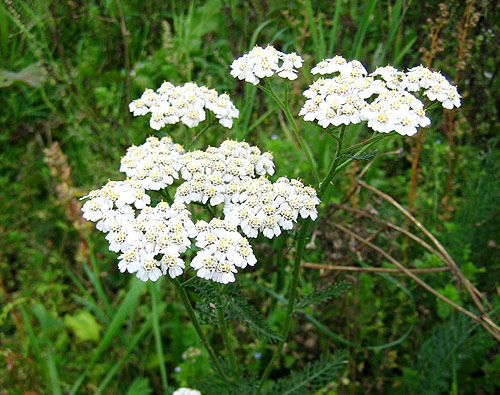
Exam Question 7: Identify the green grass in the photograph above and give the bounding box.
[1,0,499,393]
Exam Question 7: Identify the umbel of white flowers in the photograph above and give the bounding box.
[230,47,460,136]
[81,137,320,284]
[82,47,461,284]
[129,81,240,130]
[300,57,460,135]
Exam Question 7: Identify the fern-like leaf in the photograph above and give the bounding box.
[402,314,495,394]
[224,286,283,342]
[266,351,348,395]
[297,282,350,309]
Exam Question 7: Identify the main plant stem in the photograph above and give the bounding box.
[255,128,396,393]
[260,81,320,187]
[172,278,229,381]
[217,299,238,375]
[255,127,346,394]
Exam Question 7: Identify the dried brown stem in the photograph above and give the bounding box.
[335,203,448,263]
[302,262,450,274]
[357,180,486,303]
[334,223,500,342]
[356,180,500,338]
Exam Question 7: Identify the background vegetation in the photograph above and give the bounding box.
[1,0,499,393]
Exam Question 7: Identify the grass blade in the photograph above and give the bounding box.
[70,278,145,395]
[97,306,163,393]
[352,0,378,59]
[304,0,322,61]
[150,281,168,390]
[85,232,113,317]
[327,0,343,56]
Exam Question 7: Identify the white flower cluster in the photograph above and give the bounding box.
[191,219,257,284]
[230,44,304,85]
[82,135,319,284]
[173,388,201,395]
[223,177,320,239]
[361,90,430,135]
[119,136,184,190]
[129,81,239,129]
[174,140,275,206]
[301,56,460,135]
[299,74,387,128]
[82,179,196,282]
[300,55,429,135]
[371,65,461,109]
[81,179,151,224]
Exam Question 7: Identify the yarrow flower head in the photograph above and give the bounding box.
[119,136,184,190]
[174,140,275,206]
[129,81,239,130]
[223,176,320,239]
[301,56,458,135]
[370,64,462,109]
[230,45,304,85]
[191,218,257,284]
[82,135,319,284]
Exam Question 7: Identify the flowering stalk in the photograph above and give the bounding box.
[172,278,229,381]
[255,126,346,393]
[333,132,395,177]
[189,119,216,148]
[259,80,320,187]
[338,132,394,156]
[216,297,238,376]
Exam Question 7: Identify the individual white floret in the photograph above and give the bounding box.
[136,254,162,282]
[277,61,299,80]
[149,110,165,130]
[81,196,112,222]
[118,246,143,274]
[129,99,149,116]
[181,107,206,128]
[160,247,185,278]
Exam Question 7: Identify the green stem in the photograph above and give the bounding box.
[189,118,215,149]
[172,278,229,381]
[339,132,391,156]
[181,274,199,288]
[255,127,346,394]
[319,126,345,197]
[217,298,238,376]
[260,81,320,187]
[150,282,168,390]
[334,133,394,177]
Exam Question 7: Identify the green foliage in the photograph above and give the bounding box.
[190,280,282,342]
[297,282,351,309]
[343,149,378,162]
[435,284,461,319]
[1,0,499,393]
[63,309,102,342]
[266,351,348,395]
[401,314,496,394]
[223,286,283,342]
[126,377,154,395]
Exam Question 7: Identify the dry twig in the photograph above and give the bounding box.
[354,180,500,341]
